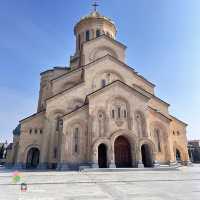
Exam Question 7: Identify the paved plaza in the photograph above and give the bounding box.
[0,165,200,200]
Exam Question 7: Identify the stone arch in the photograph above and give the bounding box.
[66,98,84,112]
[139,139,155,167]
[150,121,170,160]
[110,129,138,166]
[173,142,186,161]
[66,119,87,158]
[92,70,125,90]
[135,110,147,138]
[89,46,118,62]
[26,147,40,169]
[23,144,41,163]
[139,138,156,153]
[110,130,138,146]
[46,109,65,166]
[107,95,130,111]
[98,144,108,168]
[48,109,65,136]
[92,138,111,167]
[114,136,132,167]
[22,144,40,169]
[61,81,76,91]
[67,118,86,134]
[48,109,65,119]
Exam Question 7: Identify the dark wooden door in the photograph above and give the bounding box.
[98,144,107,168]
[26,148,40,169]
[114,136,132,168]
[141,144,153,167]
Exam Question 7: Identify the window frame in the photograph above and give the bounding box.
[101,79,106,87]
[96,29,101,37]
[74,127,79,154]
[86,30,90,41]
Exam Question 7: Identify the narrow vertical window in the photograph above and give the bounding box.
[112,109,115,119]
[54,147,57,159]
[56,116,60,131]
[78,34,81,50]
[117,107,121,118]
[124,110,127,118]
[101,79,106,87]
[86,30,90,41]
[74,127,79,153]
[96,29,100,37]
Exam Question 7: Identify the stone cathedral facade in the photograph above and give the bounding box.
[7,10,190,170]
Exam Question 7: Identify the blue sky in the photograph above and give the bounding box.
[0,0,199,142]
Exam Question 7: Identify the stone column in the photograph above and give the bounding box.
[91,149,99,168]
[137,148,144,168]
[38,117,50,169]
[58,134,69,171]
[13,142,23,169]
[56,120,64,170]
[109,144,116,168]
[87,115,93,163]
[14,150,23,169]
[153,152,160,168]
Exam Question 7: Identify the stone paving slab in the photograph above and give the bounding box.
[0,165,200,200]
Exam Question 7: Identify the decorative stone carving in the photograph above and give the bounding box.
[135,111,147,138]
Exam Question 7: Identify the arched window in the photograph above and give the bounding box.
[74,127,79,153]
[96,29,101,37]
[56,116,60,131]
[55,114,63,132]
[110,99,128,122]
[86,30,90,41]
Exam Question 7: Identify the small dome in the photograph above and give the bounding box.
[13,124,21,136]
[74,11,116,35]
[73,10,117,58]
[80,11,115,24]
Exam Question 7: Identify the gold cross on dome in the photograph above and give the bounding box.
[92,1,99,11]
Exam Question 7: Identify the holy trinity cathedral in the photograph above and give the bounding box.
[7,7,190,170]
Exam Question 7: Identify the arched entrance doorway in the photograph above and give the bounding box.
[26,148,40,169]
[114,136,132,168]
[98,144,108,168]
[176,149,181,162]
[141,144,153,167]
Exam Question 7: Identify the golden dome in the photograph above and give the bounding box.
[74,11,116,35]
